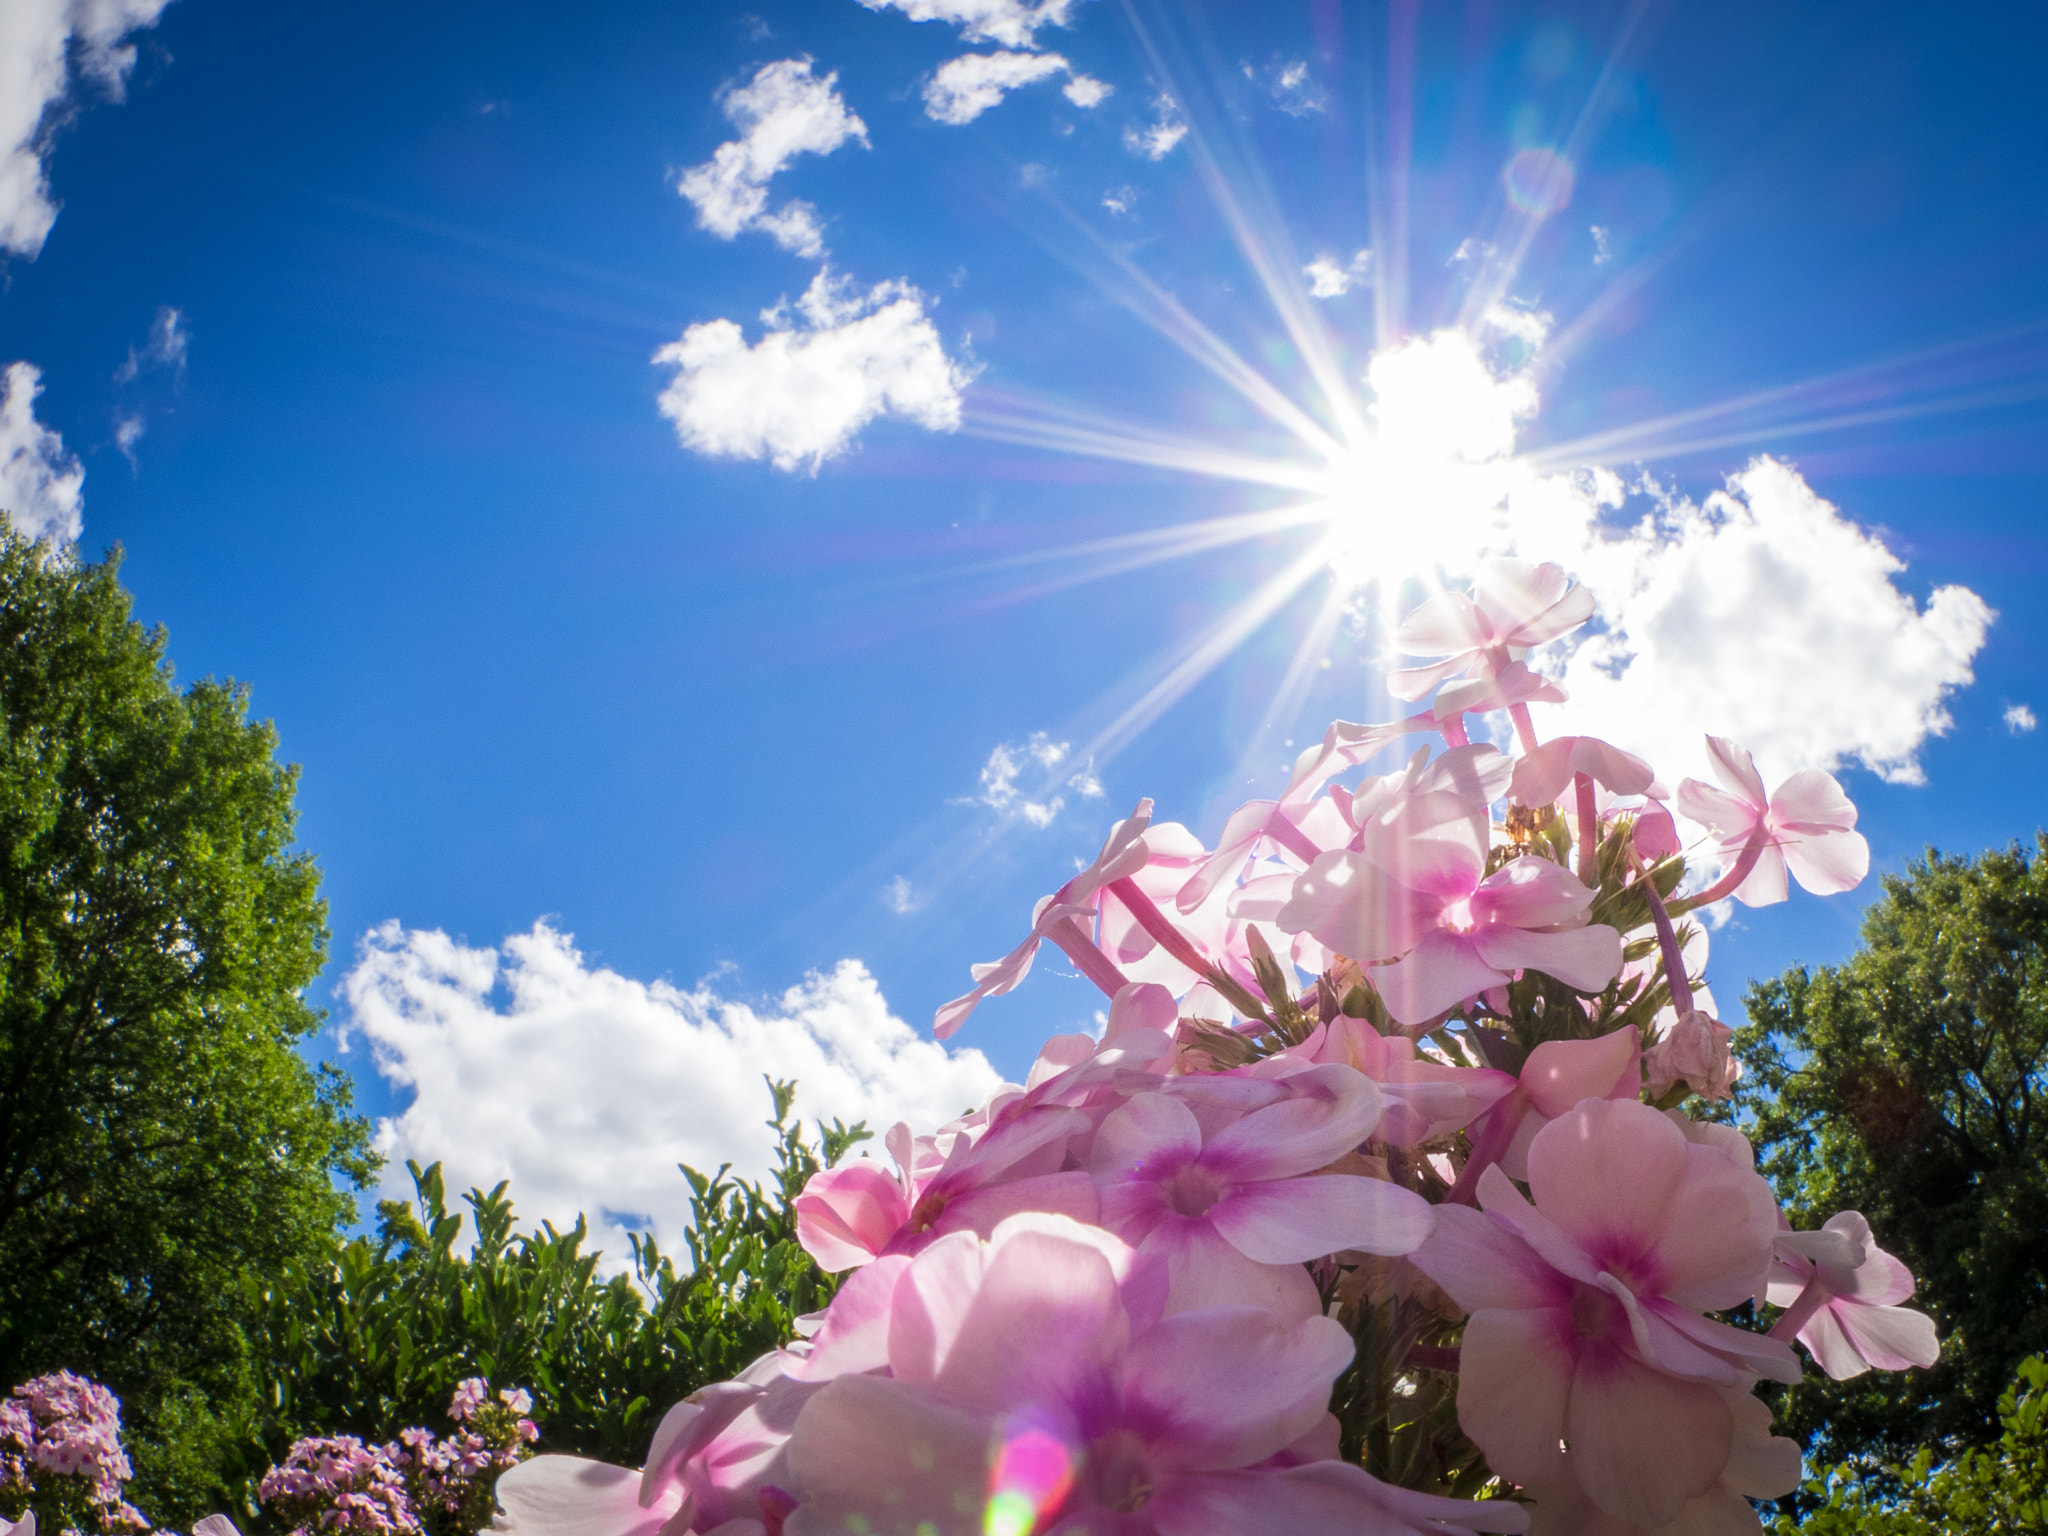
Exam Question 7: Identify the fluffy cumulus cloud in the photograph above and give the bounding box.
[923,50,1068,124]
[855,0,1077,50]
[1351,327,1993,789]
[0,362,82,541]
[1,0,172,258]
[674,58,867,259]
[342,920,1003,1264]
[1304,249,1372,298]
[653,269,970,472]
[2004,703,2036,735]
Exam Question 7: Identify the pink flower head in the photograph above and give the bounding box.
[1281,764,1623,1024]
[500,1388,535,1416]
[1766,1211,1940,1379]
[794,1103,1095,1273]
[1387,560,1595,703]
[449,1379,487,1423]
[1674,738,1870,907]
[1088,1063,1435,1319]
[1411,1098,1798,1530]
[777,1212,1527,1536]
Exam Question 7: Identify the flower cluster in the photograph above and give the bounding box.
[0,1373,147,1536]
[257,1383,537,1536]
[493,561,1940,1536]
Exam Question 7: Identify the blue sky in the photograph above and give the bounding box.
[3,0,2044,1245]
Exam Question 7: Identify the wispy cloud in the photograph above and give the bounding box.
[653,269,970,472]
[1245,58,1325,117]
[0,0,173,258]
[0,363,83,542]
[855,0,1078,50]
[114,306,187,384]
[1124,94,1187,160]
[2006,703,2037,735]
[342,921,1002,1265]
[674,59,867,259]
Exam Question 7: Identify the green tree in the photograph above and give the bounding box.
[1734,838,2048,1467]
[0,534,374,1518]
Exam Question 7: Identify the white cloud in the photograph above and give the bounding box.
[1062,74,1111,108]
[923,50,1068,125]
[1304,248,1372,299]
[1101,185,1136,215]
[1124,95,1187,160]
[113,305,186,383]
[0,362,82,542]
[652,269,970,472]
[113,411,142,465]
[0,0,172,258]
[341,920,1003,1265]
[1591,224,1614,265]
[2006,703,2037,735]
[884,875,922,913]
[855,0,1077,49]
[1246,58,1325,117]
[971,731,1102,828]
[1354,329,1992,788]
[674,59,867,258]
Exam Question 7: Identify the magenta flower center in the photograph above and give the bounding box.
[1079,1430,1156,1513]
[1161,1163,1228,1219]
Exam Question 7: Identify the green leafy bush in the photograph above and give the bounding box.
[1779,1353,2048,1533]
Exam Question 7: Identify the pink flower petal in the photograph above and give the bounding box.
[1475,559,1593,647]
[1373,929,1508,1026]
[1731,843,1790,907]
[1473,923,1624,994]
[783,1375,990,1536]
[1091,1092,1203,1179]
[1782,827,1870,896]
[1122,1307,1354,1471]
[1199,1064,1386,1180]
[1517,1026,1640,1120]
[1703,736,1768,810]
[1276,852,1442,964]
[1150,1462,1533,1535]
[1208,1173,1434,1262]
[924,1225,1128,1412]
[1565,1347,1732,1528]
[1468,855,1594,930]
[1829,1298,1941,1374]
[496,1457,683,1536]
[1395,590,1491,655]
[793,1163,910,1272]
[1452,1308,1576,1487]
[1524,1099,1688,1275]
[1410,1202,1570,1314]
[1766,766,1857,832]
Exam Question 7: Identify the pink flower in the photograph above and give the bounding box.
[1280,829,1622,1026]
[499,1389,534,1416]
[449,1380,487,1424]
[1766,1211,1940,1379]
[1387,560,1595,702]
[1673,738,1869,907]
[1410,1098,1798,1530]
[1088,1063,1435,1319]
[1449,1025,1641,1198]
[1309,1016,1516,1147]
[778,1212,1528,1536]
[794,1101,1096,1273]
[1506,737,1655,808]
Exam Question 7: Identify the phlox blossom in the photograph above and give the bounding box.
[778,1213,1529,1536]
[1411,1099,1798,1530]
[1673,738,1869,907]
[1386,559,1595,703]
[1766,1211,1940,1379]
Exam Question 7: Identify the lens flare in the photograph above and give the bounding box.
[1503,147,1575,216]
[983,1423,1074,1536]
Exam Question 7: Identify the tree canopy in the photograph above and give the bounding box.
[1736,836,2048,1465]
[0,534,374,1504]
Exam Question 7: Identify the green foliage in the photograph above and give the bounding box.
[1778,1353,2048,1534]
[224,1081,863,1526]
[1734,839,2048,1466]
[0,535,375,1521]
